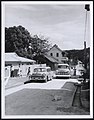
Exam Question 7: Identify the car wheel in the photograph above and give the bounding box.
[50,76,53,81]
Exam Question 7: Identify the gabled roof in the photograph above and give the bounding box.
[48,44,67,54]
[5,52,36,63]
[48,44,62,52]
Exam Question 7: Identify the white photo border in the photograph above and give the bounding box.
[1,1,93,119]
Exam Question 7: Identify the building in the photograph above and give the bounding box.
[47,44,68,64]
[5,52,36,77]
[33,54,59,70]
[33,44,69,70]
[76,60,85,76]
[5,52,36,66]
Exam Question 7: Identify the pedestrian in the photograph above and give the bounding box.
[27,67,30,77]
[73,67,76,76]
[10,65,14,77]
[18,64,22,77]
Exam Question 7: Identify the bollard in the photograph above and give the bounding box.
[72,82,82,107]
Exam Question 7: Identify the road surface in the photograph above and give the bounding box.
[5,78,78,96]
[4,78,90,116]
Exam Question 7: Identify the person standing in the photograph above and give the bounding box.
[27,67,30,77]
[18,64,22,77]
[10,65,14,77]
[73,67,76,76]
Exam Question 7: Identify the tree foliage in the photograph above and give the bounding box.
[31,35,51,56]
[65,47,90,65]
[5,25,51,59]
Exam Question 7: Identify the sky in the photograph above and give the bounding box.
[4,2,90,50]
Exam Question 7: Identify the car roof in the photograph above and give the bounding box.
[34,66,51,69]
[58,64,69,66]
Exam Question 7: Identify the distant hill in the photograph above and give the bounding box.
[65,47,90,65]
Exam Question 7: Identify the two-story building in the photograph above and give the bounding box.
[33,44,69,70]
[47,44,68,64]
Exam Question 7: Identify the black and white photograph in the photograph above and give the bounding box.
[1,1,93,119]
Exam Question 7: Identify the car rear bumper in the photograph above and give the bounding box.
[54,74,71,78]
[30,76,46,81]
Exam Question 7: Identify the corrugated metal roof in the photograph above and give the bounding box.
[5,52,36,63]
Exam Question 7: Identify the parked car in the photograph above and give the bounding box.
[54,64,71,78]
[29,66,53,82]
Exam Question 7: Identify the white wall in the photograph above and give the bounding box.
[20,64,47,76]
[5,66,10,86]
[47,47,62,62]
[5,64,46,77]
[47,47,68,63]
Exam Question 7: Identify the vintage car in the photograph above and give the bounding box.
[29,66,53,82]
[54,64,71,78]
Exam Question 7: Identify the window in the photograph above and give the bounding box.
[62,52,65,57]
[61,60,66,63]
[56,53,59,57]
[50,53,53,56]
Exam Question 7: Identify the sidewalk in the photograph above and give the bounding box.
[5,76,29,89]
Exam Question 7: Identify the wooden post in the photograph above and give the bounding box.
[83,4,90,82]
[84,41,87,83]
[84,41,87,69]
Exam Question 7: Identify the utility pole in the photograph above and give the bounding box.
[84,41,87,69]
[83,41,87,83]
[72,4,90,107]
[83,4,90,83]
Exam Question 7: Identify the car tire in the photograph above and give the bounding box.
[50,76,53,81]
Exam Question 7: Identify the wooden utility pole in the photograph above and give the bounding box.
[84,41,87,69]
[83,41,87,83]
[72,4,90,107]
[83,4,90,82]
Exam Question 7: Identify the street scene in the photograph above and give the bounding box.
[2,1,93,119]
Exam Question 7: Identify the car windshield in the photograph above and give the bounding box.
[34,68,46,72]
[58,65,69,69]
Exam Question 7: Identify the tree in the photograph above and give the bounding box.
[5,25,33,58]
[31,35,51,57]
[65,48,90,66]
[5,25,51,59]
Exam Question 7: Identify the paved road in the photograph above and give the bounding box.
[5,78,78,96]
[24,78,78,89]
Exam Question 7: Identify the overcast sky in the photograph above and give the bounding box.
[5,3,90,50]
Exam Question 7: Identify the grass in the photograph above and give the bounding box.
[5,82,90,115]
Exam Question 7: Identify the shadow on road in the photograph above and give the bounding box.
[24,80,48,84]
